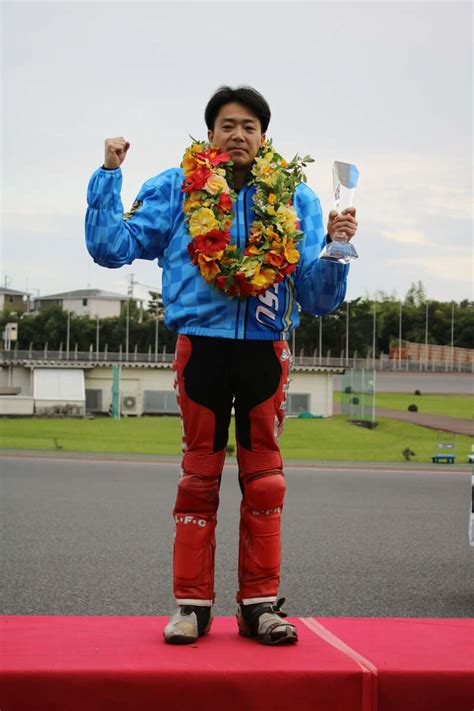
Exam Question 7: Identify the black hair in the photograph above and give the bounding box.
[205,86,271,133]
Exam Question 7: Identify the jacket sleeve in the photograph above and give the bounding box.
[85,167,174,268]
[293,183,349,316]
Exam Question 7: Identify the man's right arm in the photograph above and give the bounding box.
[85,137,172,268]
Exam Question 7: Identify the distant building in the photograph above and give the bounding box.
[0,287,30,313]
[390,341,473,367]
[34,289,142,319]
[0,356,343,418]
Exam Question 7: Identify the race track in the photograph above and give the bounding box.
[1,455,472,618]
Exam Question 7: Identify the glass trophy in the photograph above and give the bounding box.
[320,161,360,264]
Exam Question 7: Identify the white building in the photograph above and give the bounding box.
[0,357,343,418]
[33,289,143,319]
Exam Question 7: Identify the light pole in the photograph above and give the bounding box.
[372,297,377,370]
[345,300,349,367]
[66,310,71,359]
[125,299,130,362]
[318,316,322,365]
[425,300,429,371]
[450,301,455,371]
[65,290,71,360]
[398,300,402,370]
[155,306,159,362]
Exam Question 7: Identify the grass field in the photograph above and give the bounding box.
[337,392,474,419]
[0,415,472,463]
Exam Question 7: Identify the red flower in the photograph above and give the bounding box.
[280,262,297,277]
[187,241,199,263]
[182,166,212,193]
[193,229,230,256]
[196,148,230,167]
[233,272,255,296]
[264,251,284,267]
[215,275,228,290]
[196,148,230,168]
[210,150,230,166]
[216,193,233,214]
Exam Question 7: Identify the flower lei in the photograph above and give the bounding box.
[181,138,314,298]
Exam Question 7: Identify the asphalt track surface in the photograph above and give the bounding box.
[1,454,472,619]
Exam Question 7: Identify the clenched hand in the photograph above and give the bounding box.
[104,137,130,169]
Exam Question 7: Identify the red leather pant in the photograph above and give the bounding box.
[172,335,291,605]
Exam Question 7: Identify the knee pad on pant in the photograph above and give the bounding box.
[174,473,220,515]
[242,471,286,515]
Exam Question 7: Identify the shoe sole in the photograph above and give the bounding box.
[238,625,298,645]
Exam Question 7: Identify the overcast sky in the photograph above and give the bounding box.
[2,0,472,305]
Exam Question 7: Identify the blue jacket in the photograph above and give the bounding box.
[85,166,349,340]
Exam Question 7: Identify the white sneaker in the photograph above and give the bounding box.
[163,605,212,645]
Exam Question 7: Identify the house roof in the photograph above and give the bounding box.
[0,287,30,296]
[37,289,131,301]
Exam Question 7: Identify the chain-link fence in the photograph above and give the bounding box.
[340,369,376,424]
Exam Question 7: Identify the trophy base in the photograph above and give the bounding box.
[320,242,359,265]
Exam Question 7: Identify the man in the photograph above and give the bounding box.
[85,86,357,646]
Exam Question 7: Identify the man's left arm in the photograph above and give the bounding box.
[293,183,357,316]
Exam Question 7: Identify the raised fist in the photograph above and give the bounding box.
[104,137,130,169]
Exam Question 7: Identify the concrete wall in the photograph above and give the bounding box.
[0,365,33,395]
[0,396,34,415]
[34,400,85,416]
[86,367,174,414]
[85,367,333,417]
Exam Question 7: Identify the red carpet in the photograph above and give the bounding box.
[0,616,472,711]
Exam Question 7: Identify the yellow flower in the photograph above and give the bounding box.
[268,193,276,204]
[265,225,280,241]
[253,151,274,179]
[240,258,261,278]
[262,172,278,188]
[277,205,298,232]
[283,243,300,264]
[198,254,220,278]
[189,208,218,237]
[252,268,275,290]
[204,174,230,195]
[266,205,276,216]
[246,244,264,256]
[183,197,202,214]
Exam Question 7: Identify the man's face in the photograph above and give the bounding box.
[208,102,265,169]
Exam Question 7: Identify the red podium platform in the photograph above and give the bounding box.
[1,616,472,711]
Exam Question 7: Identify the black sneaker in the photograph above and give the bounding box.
[236,597,298,645]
